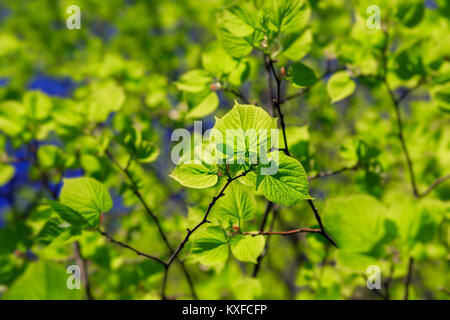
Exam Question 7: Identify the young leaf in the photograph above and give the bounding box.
[281,29,312,60]
[287,62,317,87]
[269,0,310,33]
[222,10,255,37]
[48,201,89,228]
[217,27,261,59]
[35,218,66,245]
[185,91,219,119]
[322,195,387,253]
[211,183,257,227]
[202,42,237,75]
[230,235,265,263]
[396,0,424,28]
[86,81,125,122]
[60,177,113,226]
[175,69,212,93]
[190,226,229,267]
[0,163,15,186]
[327,71,356,103]
[3,260,82,300]
[169,163,218,189]
[256,153,310,206]
[214,102,277,132]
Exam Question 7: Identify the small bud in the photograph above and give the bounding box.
[280,67,286,77]
[232,225,239,231]
[210,82,221,91]
[14,250,24,258]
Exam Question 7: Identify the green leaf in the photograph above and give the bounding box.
[0,163,15,186]
[386,194,442,252]
[175,69,212,93]
[169,163,218,189]
[281,29,312,60]
[222,9,255,37]
[269,0,310,33]
[287,62,317,87]
[211,183,257,227]
[60,177,113,226]
[186,91,219,119]
[191,226,229,267]
[230,235,265,263]
[35,217,67,245]
[431,83,450,111]
[232,278,262,299]
[48,200,89,228]
[256,153,310,206]
[86,80,125,122]
[217,27,261,59]
[394,47,425,80]
[37,145,64,169]
[228,61,250,86]
[396,0,424,28]
[24,91,52,121]
[322,195,387,253]
[0,101,26,136]
[116,126,160,163]
[3,260,81,300]
[214,102,277,133]
[212,102,278,161]
[327,71,356,103]
[202,42,237,75]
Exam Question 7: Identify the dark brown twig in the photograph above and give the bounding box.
[162,169,250,299]
[105,150,197,299]
[222,88,250,104]
[252,202,275,277]
[309,162,360,180]
[73,241,95,300]
[404,257,414,300]
[244,227,321,236]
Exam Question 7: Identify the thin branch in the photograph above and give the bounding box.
[280,64,346,104]
[162,169,250,299]
[309,162,359,180]
[307,199,337,247]
[73,241,95,300]
[222,88,249,104]
[419,174,450,197]
[105,150,197,299]
[244,227,321,236]
[380,27,421,198]
[96,228,167,266]
[404,257,414,300]
[263,54,337,248]
[252,202,275,277]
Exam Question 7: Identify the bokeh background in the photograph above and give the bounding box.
[0,0,449,300]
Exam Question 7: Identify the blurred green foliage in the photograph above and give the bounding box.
[0,0,449,300]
